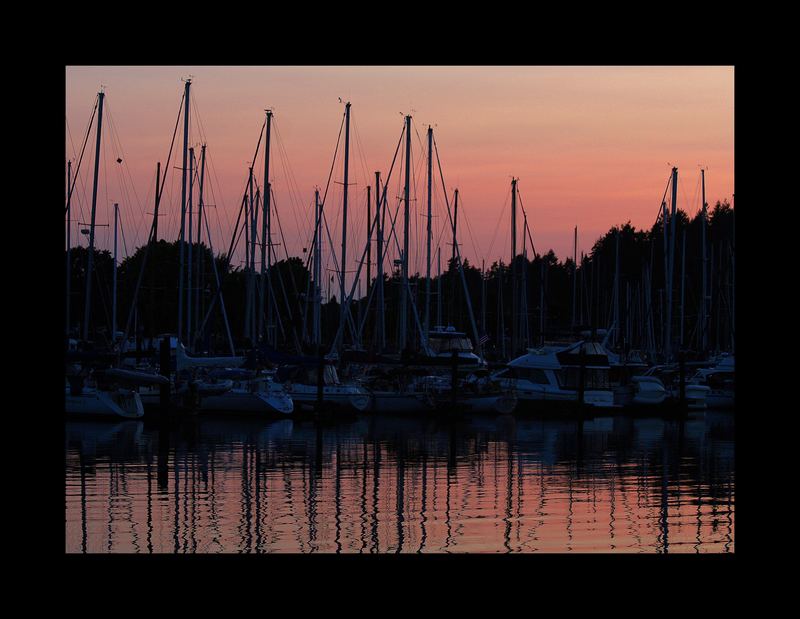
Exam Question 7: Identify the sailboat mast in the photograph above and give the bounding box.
[112,203,118,338]
[510,177,517,356]
[177,79,190,344]
[666,166,678,362]
[731,194,735,353]
[425,125,433,340]
[701,168,708,354]
[613,227,620,347]
[341,102,351,340]
[680,227,686,349]
[261,110,272,346]
[66,160,72,338]
[244,168,253,343]
[149,161,160,341]
[154,162,161,240]
[187,147,195,350]
[400,114,411,351]
[437,248,442,327]
[375,171,385,350]
[82,90,104,342]
[195,145,206,349]
[366,185,371,303]
[481,259,486,339]
[451,189,458,264]
[313,188,321,346]
[571,226,577,329]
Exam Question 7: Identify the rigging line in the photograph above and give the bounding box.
[516,188,539,259]
[226,120,267,267]
[485,185,511,263]
[302,111,346,274]
[105,100,145,245]
[273,119,313,242]
[272,127,307,257]
[652,171,674,230]
[454,192,484,266]
[102,123,110,251]
[65,96,98,213]
[155,89,187,233]
[202,145,234,254]
[268,187,303,352]
[118,89,186,346]
[320,209,359,339]
[432,135,482,350]
[351,112,373,210]
[65,119,90,230]
[118,209,130,260]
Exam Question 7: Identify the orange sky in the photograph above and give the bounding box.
[65,66,733,280]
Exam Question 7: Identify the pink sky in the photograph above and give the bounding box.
[65,66,733,280]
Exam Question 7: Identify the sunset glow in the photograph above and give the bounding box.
[65,65,734,275]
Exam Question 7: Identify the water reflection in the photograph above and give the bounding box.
[65,412,734,553]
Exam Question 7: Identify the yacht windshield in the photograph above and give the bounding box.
[429,337,474,354]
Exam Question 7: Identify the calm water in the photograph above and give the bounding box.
[65,411,734,553]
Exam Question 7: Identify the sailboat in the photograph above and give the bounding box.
[177,342,294,416]
[65,367,167,419]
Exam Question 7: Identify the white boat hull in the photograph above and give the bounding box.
[200,389,294,416]
[282,384,371,412]
[65,388,144,419]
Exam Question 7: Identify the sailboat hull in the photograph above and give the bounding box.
[65,387,144,419]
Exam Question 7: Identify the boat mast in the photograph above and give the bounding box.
[701,168,708,355]
[437,248,443,328]
[177,78,190,345]
[425,125,433,341]
[571,225,577,330]
[613,227,620,347]
[375,171,385,351]
[539,250,544,347]
[451,189,458,265]
[195,145,206,350]
[510,177,518,356]
[112,202,118,339]
[313,188,322,346]
[244,168,253,343]
[66,160,72,338]
[340,102,351,343]
[731,193,735,353]
[666,166,678,362]
[481,259,486,339]
[82,90,104,342]
[366,185,371,305]
[187,147,195,350]
[400,114,411,351]
[249,181,258,344]
[260,110,272,346]
[520,215,529,349]
[680,227,686,349]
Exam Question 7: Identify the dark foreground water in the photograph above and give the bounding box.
[65,411,734,553]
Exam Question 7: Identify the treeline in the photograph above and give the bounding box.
[65,200,734,360]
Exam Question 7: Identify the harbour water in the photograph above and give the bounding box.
[65,410,734,553]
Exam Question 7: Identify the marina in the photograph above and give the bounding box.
[64,66,735,554]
